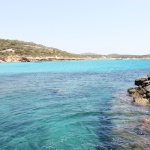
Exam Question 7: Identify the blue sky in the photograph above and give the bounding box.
[0,0,150,55]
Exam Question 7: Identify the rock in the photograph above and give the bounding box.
[128,74,150,105]
[0,55,86,62]
[144,118,150,124]
[131,144,145,150]
[134,118,150,135]
[144,85,150,93]
[135,77,148,86]
[133,97,149,105]
[146,93,150,98]
[147,74,150,80]
[128,87,137,95]
[142,80,150,86]
[21,57,30,62]
[137,86,146,95]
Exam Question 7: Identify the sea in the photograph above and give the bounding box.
[0,60,150,150]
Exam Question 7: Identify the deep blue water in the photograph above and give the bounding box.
[0,60,150,150]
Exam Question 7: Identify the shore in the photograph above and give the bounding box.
[0,55,88,63]
[0,55,150,63]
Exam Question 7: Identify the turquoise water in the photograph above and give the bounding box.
[0,60,150,150]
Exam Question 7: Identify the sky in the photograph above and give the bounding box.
[0,0,150,55]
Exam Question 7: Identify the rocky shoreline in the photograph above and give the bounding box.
[0,55,87,63]
[128,74,150,105]
[1,56,150,63]
[128,74,150,141]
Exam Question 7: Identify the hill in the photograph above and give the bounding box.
[107,53,150,59]
[0,39,79,58]
[80,52,100,55]
[0,39,150,62]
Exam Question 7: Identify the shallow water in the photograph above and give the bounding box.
[0,60,150,150]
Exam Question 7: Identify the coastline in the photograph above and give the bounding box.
[0,55,150,63]
[0,55,87,63]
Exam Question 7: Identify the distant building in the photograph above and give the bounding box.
[1,49,15,53]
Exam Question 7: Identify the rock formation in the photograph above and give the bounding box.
[0,55,85,62]
[128,74,150,105]
[134,117,150,135]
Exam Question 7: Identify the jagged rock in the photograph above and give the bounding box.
[128,74,150,105]
[144,85,150,93]
[133,97,149,105]
[135,77,148,86]
[21,57,30,62]
[142,80,150,86]
[146,93,150,98]
[128,87,137,95]
[0,55,85,62]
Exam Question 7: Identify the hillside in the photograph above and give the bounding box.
[0,39,150,62]
[0,39,79,58]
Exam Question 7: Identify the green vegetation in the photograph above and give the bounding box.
[106,54,150,59]
[0,39,79,58]
[0,39,149,59]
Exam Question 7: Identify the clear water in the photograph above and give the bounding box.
[0,60,150,150]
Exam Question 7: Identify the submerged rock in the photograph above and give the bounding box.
[134,118,150,135]
[128,74,150,105]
